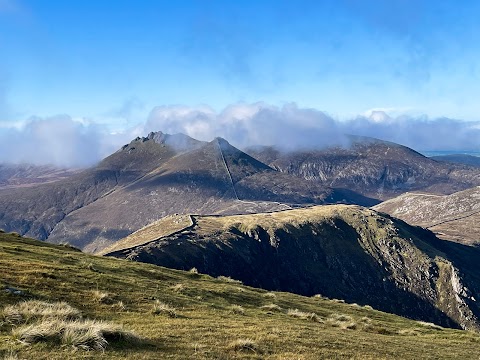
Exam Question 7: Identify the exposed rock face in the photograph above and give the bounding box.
[0,132,342,252]
[106,205,480,330]
[247,137,480,202]
[373,187,480,245]
[3,132,479,253]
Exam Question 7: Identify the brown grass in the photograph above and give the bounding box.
[13,319,141,351]
[151,301,177,318]
[227,339,262,353]
[2,300,81,324]
[287,309,323,322]
[260,304,283,312]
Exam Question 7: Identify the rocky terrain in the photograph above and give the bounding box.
[247,137,480,202]
[105,205,480,330]
[430,154,480,168]
[0,163,79,189]
[2,132,480,253]
[0,132,341,252]
[373,187,480,245]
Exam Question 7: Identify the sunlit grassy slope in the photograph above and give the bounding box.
[2,232,480,359]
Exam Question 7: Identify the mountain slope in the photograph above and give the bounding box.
[373,187,480,245]
[0,163,79,189]
[247,137,480,201]
[0,132,200,242]
[430,154,480,168]
[0,132,341,252]
[106,205,480,330]
[48,137,337,252]
[3,231,480,359]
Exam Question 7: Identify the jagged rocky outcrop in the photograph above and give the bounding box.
[247,137,480,202]
[106,205,480,330]
[0,132,344,252]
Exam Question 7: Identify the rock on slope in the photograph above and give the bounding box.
[105,205,480,330]
[373,187,480,245]
[247,137,480,202]
[0,132,340,252]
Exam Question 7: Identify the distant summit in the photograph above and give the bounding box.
[1,132,480,252]
[0,131,336,252]
[247,135,480,201]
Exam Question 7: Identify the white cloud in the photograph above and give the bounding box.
[1,103,480,167]
[0,115,138,167]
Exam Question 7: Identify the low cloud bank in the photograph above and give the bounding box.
[0,115,140,167]
[146,103,480,152]
[1,103,479,167]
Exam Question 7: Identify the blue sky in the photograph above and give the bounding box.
[1,0,480,123]
[1,0,480,165]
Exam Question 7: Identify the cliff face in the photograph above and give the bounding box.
[106,205,480,330]
[247,137,480,201]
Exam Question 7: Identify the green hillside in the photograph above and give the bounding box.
[1,232,480,359]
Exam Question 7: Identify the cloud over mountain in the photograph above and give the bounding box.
[146,103,480,152]
[0,103,479,167]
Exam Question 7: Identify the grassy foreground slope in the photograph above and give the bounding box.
[106,205,480,330]
[2,233,480,359]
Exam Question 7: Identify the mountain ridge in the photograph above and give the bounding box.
[105,204,480,330]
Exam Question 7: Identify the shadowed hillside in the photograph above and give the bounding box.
[0,132,343,252]
[106,205,480,331]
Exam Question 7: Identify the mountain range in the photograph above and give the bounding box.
[2,132,480,253]
[247,137,480,201]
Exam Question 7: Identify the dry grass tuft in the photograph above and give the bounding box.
[260,304,283,312]
[217,276,243,284]
[79,259,99,272]
[229,305,245,315]
[152,301,177,318]
[398,328,420,336]
[111,301,126,311]
[12,318,141,351]
[287,309,322,322]
[263,292,276,299]
[416,321,443,330]
[92,290,115,304]
[228,338,262,353]
[1,351,18,360]
[2,300,81,324]
[327,313,357,330]
[170,283,185,293]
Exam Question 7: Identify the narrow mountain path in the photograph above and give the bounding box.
[427,209,480,229]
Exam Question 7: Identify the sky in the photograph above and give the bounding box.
[1,0,480,166]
